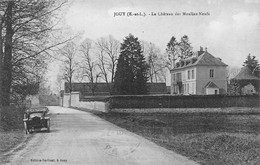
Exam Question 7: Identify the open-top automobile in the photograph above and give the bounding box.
[23,107,50,134]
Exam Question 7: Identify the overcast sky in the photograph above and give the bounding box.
[47,0,260,91]
[65,0,260,67]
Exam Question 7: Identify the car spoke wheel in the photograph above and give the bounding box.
[47,120,50,132]
[24,122,29,134]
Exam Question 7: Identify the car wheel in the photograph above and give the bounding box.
[47,120,50,132]
[24,122,29,134]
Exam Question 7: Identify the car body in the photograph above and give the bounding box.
[23,107,50,134]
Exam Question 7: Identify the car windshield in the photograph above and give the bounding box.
[29,113,43,118]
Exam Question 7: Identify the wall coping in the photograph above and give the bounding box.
[111,107,260,113]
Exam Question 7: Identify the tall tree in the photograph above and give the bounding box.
[96,35,120,94]
[113,34,149,95]
[0,14,4,106]
[243,54,260,78]
[79,39,100,96]
[179,35,193,59]
[166,36,179,69]
[2,1,14,106]
[60,41,78,107]
[142,41,167,83]
[0,0,67,106]
[166,35,193,70]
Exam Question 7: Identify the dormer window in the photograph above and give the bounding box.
[180,61,184,67]
[192,58,197,63]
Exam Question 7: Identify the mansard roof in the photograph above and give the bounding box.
[171,51,228,71]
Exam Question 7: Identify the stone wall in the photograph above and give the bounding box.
[61,92,108,112]
[61,93,259,114]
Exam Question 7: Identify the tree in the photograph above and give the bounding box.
[166,35,193,69]
[179,35,193,59]
[166,36,179,69]
[228,55,260,95]
[229,79,241,95]
[0,0,68,106]
[226,66,241,80]
[60,41,78,107]
[113,34,149,95]
[0,14,4,106]
[96,35,120,94]
[243,54,260,78]
[79,39,100,96]
[142,41,168,83]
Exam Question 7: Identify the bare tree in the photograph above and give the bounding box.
[142,41,168,83]
[79,39,100,96]
[60,41,78,107]
[0,0,68,106]
[96,35,119,94]
[226,66,241,81]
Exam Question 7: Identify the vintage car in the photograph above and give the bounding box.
[23,107,50,134]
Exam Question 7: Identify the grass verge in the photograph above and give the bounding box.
[93,111,260,165]
[0,106,28,164]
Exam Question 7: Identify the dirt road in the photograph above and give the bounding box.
[6,106,198,165]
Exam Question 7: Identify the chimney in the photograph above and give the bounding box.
[198,46,204,56]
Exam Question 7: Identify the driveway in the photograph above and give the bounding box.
[7,106,198,165]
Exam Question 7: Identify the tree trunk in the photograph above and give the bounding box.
[0,16,3,107]
[69,76,72,107]
[2,1,14,106]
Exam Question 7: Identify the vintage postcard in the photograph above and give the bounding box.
[0,0,260,164]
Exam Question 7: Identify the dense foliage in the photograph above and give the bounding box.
[113,34,149,95]
[243,54,260,78]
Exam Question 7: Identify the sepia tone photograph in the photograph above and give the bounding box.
[0,0,260,164]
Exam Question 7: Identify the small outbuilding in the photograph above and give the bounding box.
[231,66,260,95]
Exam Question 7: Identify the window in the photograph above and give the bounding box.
[187,84,189,93]
[177,73,182,81]
[188,70,190,80]
[192,70,194,79]
[173,73,175,82]
[210,69,214,78]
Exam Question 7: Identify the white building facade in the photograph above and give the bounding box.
[171,50,228,95]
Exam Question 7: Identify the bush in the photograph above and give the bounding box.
[0,105,25,131]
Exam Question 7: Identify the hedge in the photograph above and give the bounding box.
[108,95,260,109]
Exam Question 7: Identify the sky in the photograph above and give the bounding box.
[47,0,260,91]
[65,0,260,66]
